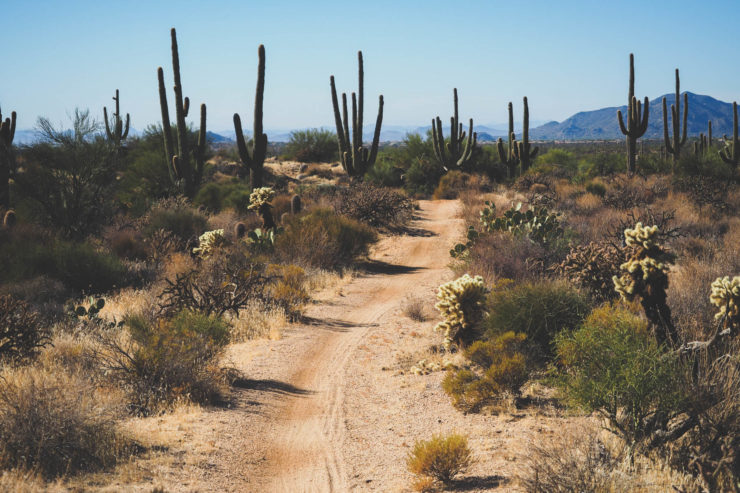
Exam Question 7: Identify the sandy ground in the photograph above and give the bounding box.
[81,199,568,493]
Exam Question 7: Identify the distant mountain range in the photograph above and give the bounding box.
[11,92,735,145]
[530,92,733,140]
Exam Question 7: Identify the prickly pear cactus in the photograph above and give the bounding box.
[192,229,227,258]
[70,297,105,319]
[434,274,489,348]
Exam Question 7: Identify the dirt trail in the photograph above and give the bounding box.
[261,199,461,492]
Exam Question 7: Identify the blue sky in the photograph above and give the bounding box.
[2,0,740,132]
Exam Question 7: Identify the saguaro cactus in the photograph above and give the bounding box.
[0,108,15,209]
[103,89,130,148]
[662,69,688,165]
[720,102,739,167]
[431,88,477,170]
[617,54,650,174]
[515,97,538,172]
[497,102,520,178]
[330,51,384,177]
[234,45,268,188]
[158,27,207,198]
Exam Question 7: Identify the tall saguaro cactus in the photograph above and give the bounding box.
[662,68,688,165]
[515,97,538,172]
[330,51,384,177]
[234,44,268,188]
[497,102,520,178]
[431,88,477,170]
[103,89,130,148]
[0,108,16,209]
[157,28,207,198]
[617,54,650,174]
[720,102,739,167]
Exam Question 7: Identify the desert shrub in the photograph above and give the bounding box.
[142,197,208,247]
[443,332,529,411]
[365,155,404,187]
[334,182,414,229]
[0,295,49,362]
[576,151,623,179]
[558,241,627,301]
[432,170,472,199]
[673,174,732,215]
[192,229,228,258]
[602,175,666,210]
[404,157,444,197]
[434,274,489,348]
[275,209,377,270]
[483,280,590,362]
[0,231,129,293]
[403,297,429,322]
[462,232,547,284]
[553,304,685,450]
[193,181,252,213]
[534,149,578,176]
[284,128,337,163]
[407,433,474,486]
[158,252,271,318]
[0,366,125,478]
[265,264,309,320]
[584,180,606,197]
[102,310,230,414]
[105,228,149,260]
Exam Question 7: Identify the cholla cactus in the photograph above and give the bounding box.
[192,229,227,257]
[248,186,276,230]
[434,274,489,348]
[710,276,740,332]
[247,186,275,210]
[612,222,677,345]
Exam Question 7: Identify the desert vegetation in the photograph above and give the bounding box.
[0,18,738,492]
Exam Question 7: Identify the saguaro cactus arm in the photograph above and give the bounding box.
[104,89,130,147]
[234,44,268,188]
[720,101,739,167]
[431,88,477,170]
[517,96,538,172]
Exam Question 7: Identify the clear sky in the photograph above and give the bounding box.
[3,0,740,132]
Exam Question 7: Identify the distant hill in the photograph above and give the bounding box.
[530,92,734,140]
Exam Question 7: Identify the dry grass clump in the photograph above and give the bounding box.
[402,296,430,322]
[0,365,128,479]
[228,300,287,341]
[573,192,602,213]
[407,433,475,490]
[460,232,547,284]
[517,423,703,493]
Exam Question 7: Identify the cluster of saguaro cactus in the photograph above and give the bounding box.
[617,54,649,174]
[431,88,476,170]
[0,108,16,209]
[515,97,538,173]
[720,102,739,167]
[158,28,207,198]
[662,69,688,165]
[612,222,677,345]
[103,89,130,148]
[330,51,384,177]
[234,45,268,188]
[497,102,520,178]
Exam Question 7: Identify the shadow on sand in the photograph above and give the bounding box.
[447,474,508,491]
[357,259,424,275]
[231,378,314,397]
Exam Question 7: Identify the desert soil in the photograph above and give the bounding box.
[96,199,564,493]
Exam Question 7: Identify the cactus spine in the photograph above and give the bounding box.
[0,108,15,209]
[662,68,688,166]
[515,97,538,172]
[497,102,520,178]
[234,44,268,188]
[103,89,130,148]
[617,54,650,174]
[720,102,739,167]
[158,28,207,198]
[431,88,477,170]
[330,51,384,177]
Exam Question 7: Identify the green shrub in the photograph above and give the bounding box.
[584,181,607,197]
[404,158,444,197]
[0,295,50,362]
[443,332,529,411]
[142,197,208,246]
[407,433,474,486]
[275,209,377,270]
[193,181,252,213]
[365,155,404,187]
[483,280,590,362]
[553,304,686,449]
[533,149,578,176]
[104,310,230,414]
[0,366,126,478]
[283,128,337,163]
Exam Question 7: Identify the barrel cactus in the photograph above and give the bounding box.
[434,274,489,348]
